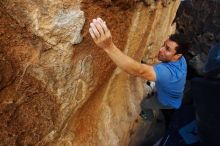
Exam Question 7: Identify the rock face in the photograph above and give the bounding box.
[175,0,220,76]
[0,0,180,145]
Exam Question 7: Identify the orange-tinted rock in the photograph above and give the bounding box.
[0,0,180,145]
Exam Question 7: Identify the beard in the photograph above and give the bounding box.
[158,54,169,62]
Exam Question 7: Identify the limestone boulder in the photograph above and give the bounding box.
[0,0,180,145]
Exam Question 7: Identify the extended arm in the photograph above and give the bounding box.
[89,18,156,81]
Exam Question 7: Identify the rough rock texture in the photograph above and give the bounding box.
[175,0,220,76]
[0,0,180,145]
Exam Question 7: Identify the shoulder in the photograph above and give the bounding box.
[153,63,171,82]
[153,57,187,82]
[179,56,187,65]
[166,56,187,73]
[176,56,187,72]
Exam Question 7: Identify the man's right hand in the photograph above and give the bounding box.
[89,18,114,51]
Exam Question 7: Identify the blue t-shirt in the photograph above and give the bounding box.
[153,56,187,109]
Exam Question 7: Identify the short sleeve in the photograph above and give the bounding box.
[153,63,171,84]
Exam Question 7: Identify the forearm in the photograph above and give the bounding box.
[104,45,153,79]
[89,18,156,80]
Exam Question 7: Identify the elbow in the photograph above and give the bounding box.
[135,65,156,81]
[129,67,145,77]
[123,68,139,77]
[123,63,155,80]
[137,68,146,77]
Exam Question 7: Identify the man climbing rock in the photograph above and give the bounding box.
[89,17,188,121]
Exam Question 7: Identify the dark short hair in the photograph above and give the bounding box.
[169,33,190,55]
